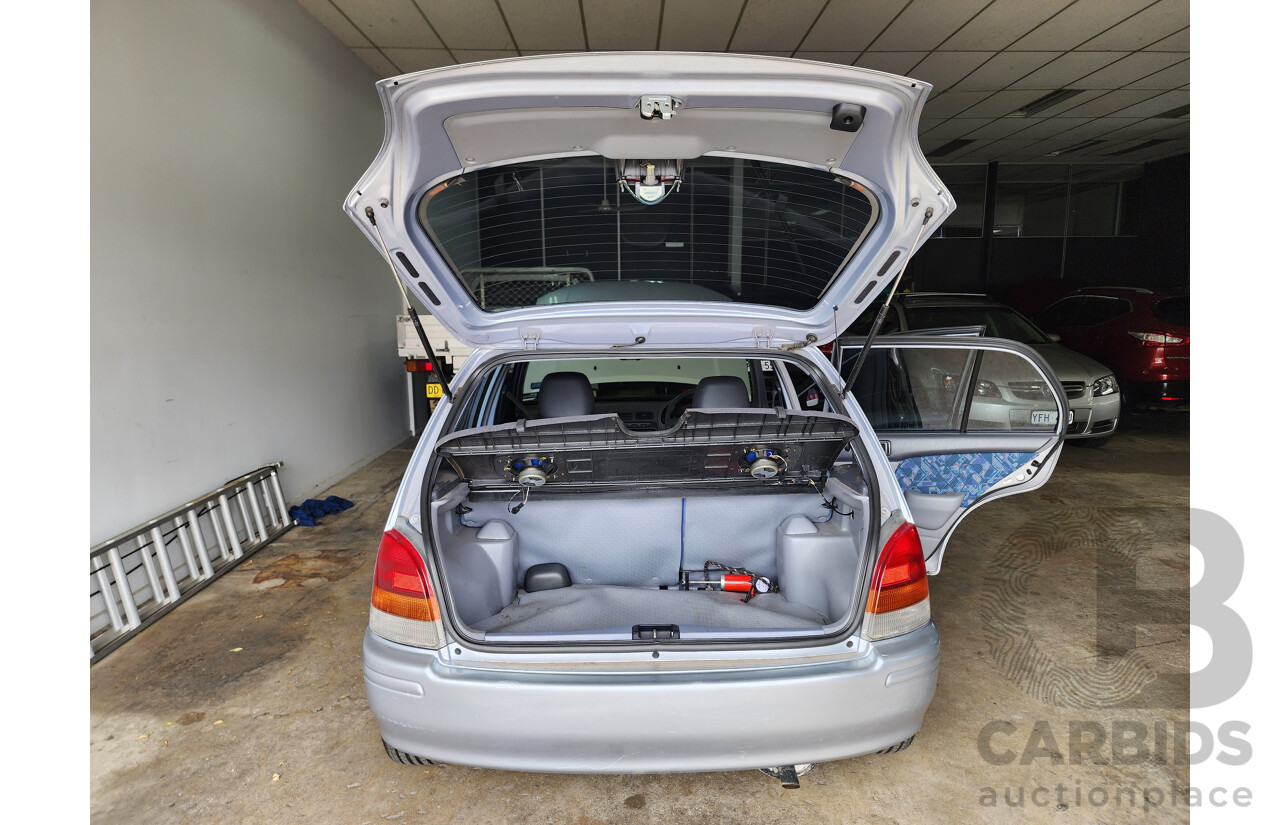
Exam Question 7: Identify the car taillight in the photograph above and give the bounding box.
[1128,331,1187,347]
[861,522,930,641]
[369,529,445,649]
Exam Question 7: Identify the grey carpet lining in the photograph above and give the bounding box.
[472,584,828,634]
[463,492,834,587]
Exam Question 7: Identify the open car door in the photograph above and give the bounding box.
[840,336,1068,573]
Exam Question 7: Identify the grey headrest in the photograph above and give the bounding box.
[691,376,750,408]
[536,372,595,418]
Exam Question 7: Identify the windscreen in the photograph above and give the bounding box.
[418,156,878,312]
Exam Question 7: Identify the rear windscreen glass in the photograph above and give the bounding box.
[1152,296,1189,326]
[418,156,878,312]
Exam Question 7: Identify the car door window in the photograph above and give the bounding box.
[1074,297,1129,326]
[1036,297,1084,329]
[844,346,1061,434]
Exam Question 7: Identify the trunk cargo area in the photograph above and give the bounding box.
[429,480,871,642]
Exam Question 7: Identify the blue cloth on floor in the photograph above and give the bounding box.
[289,506,318,527]
[290,495,356,526]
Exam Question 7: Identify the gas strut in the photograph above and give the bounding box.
[841,206,934,395]
[365,206,453,401]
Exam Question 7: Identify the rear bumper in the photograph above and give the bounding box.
[363,622,940,773]
[1130,380,1189,404]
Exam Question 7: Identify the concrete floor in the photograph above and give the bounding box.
[90,412,1190,824]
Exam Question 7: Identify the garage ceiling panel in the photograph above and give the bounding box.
[921,118,987,140]
[1109,88,1189,118]
[418,0,514,49]
[1144,27,1190,51]
[870,0,992,52]
[1147,121,1189,139]
[353,47,400,76]
[584,0,662,50]
[332,0,442,48]
[1011,117,1094,139]
[1008,51,1123,89]
[941,0,1074,51]
[1072,50,1187,89]
[909,51,997,92]
[297,0,1192,164]
[1079,0,1190,51]
[951,139,1041,161]
[1055,89,1158,118]
[963,117,1044,140]
[1125,58,1188,89]
[951,52,1062,92]
[964,89,1056,118]
[799,0,913,53]
[296,0,371,47]
[922,90,996,119]
[381,47,453,72]
[731,0,828,53]
[1047,117,1147,142]
[1103,117,1183,139]
[659,0,742,51]
[499,0,586,50]
[1011,0,1154,51]
[855,51,930,77]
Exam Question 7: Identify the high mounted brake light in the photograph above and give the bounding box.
[370,529,445,649]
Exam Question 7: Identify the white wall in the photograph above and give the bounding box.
[91,0,407,544]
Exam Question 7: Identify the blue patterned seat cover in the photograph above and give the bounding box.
[894,453,1036,507]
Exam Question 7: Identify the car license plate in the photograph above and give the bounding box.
[1031,410,1058,426]
[425,382,444,399]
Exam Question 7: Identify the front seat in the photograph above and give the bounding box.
[536,372,595,418]
[691,376,750,408]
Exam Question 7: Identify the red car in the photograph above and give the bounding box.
[1035,287,1189,405]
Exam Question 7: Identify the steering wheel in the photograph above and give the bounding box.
[658,388,697,429]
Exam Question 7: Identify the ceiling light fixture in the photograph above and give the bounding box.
[929,138,977,158]
[1043,139,1105,157]
[1014,88,1084,117]
[1106,138,1172,157]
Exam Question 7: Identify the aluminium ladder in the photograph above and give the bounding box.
[89,463,292,663]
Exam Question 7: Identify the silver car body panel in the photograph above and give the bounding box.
[364,621,939,773]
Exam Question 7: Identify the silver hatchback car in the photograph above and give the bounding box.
[346,53,1067,781]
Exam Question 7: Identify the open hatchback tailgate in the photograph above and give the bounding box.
[345,52,954,350]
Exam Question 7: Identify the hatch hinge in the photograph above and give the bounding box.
[637,95,682,120]
[752,327,775,349]
[519,329,541,351]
